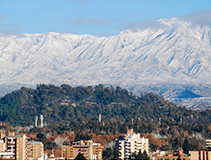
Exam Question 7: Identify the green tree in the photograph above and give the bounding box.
[74,152,86,160]
[133,150,150,160]
[142,150,150,160]
[102,148,112,159]
[177,155,181,160]
[149,143,159,151]
[136,151,144,159]
[182,138,191,154]
[113,147,119,159]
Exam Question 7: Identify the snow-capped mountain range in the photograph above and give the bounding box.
[1,10,211,108]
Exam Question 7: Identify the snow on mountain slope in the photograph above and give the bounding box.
[0,17,211,104]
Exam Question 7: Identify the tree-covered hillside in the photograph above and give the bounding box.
[0,84,211,127]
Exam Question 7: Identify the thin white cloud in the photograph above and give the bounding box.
[180,9,211,26]
[63,29,78,34]
[118,9,211,32]
[0,12,6,21]
[70,17,110,26]
[70,0,90,5]
[40,7,61,12]
[118,20,167,30]
[88,18,110,25]
[0,28,22,35]
[70,17,88,25]
[0,21,22,35]
[94,32,114,37]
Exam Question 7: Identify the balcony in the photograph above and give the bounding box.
[125,146,131,149]
[125,152,131,156]
[7,142,15,145]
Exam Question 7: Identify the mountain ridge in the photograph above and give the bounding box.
[1,15,211,108]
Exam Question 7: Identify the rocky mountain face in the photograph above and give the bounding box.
[1,14,211,109]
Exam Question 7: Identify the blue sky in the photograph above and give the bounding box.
[0,0,211,36]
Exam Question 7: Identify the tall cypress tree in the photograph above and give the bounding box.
[75,152,86,160]
[182,138,191,154]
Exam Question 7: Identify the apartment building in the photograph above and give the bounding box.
[153,148,190,160]
[115,129,149,159]
[0,131,44,160]
[0,140,5,152]
[4,134,27,160]
[189,149,211,160]
[206,140,211,149]
[61,140,103,160]
[26,141,44,160]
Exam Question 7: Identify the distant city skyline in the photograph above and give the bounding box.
[0,0,211,36]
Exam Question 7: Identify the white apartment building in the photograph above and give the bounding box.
[116,129,149,159]
[206,139,211,148]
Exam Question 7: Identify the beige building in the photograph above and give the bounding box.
[189,150,211,160]
[0,131,44,160]
[0,132,6,139]
[26,141,44,160]
[153,148,190,160]
[61,140,103,160]
[0,140,5,152]
[116,129,149,159]
[4,134,27,160]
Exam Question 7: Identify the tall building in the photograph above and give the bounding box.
[26,141,44,160]
[0,139,5,152]
[4,134,27,160]
[61,140,103,160]
[116,129,149,159]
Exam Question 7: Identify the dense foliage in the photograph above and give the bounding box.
[1,83,211,127]
[75,152,87,160]
[0,87,210,131]
[1,84,211,152]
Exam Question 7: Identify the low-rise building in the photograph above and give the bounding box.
[153,148,190,160]
[61,140,103,160]
[26,141,44,160]
[189,149,211,160]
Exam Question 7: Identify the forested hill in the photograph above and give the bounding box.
[0,84,210,126]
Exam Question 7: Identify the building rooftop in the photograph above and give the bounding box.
[5,134,25,138]
[27,141,43,145]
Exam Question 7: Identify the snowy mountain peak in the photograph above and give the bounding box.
[0,16,211,105]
